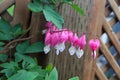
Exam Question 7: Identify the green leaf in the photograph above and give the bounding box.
[0,54,8,62]
[15,53,35,63]
[0,33,13,40]
[11,24,24,38]
[69,4,86,16]
[0,42,5,46]
[28,2,43,12]
[45,67,58,80]
[8,70,38,80]
[16,41,29,53]
[0,61,18,69]
[69,76,79,80]
[69,77,79,80]
[0,62,19,78]
[45,63,53,72]
[25,42,44,53]
[0,68,15,78]
[43,5,64,29]
[0,19,11,33]
[61,0,74,3]
[28,65,47,78]
[0,19,13,40]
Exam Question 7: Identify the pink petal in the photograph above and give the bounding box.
[73,33,79,46]
[51,33,59,47]
[59,30,68,43]
[68,31,73,43]
[89,39,100,50]
[78,35,86,49]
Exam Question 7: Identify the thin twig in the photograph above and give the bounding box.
[0,36,33,54]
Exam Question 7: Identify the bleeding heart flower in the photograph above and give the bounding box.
[78,35,86,49]
[44,32,52,54]
[68,33,78,56]
[76,35,86,58]
[68,31,73,43]
[89,39,100,59]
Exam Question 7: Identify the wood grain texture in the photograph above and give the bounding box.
[0,0,15,14]
[47,0,93,80]
[108,0,120,21]
[95,64,108,80]
[1,11,13,21]
[83,0,106,80]
[12,0,31,29]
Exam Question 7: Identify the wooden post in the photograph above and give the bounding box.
[12,0,31,29]
[82,0,106,80]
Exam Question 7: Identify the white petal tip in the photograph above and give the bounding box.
[76,49,84,59]
[44,45,50,54]
[68,46,76,56]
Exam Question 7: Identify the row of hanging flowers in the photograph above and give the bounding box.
[44,22,100,59]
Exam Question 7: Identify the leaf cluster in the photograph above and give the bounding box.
[28,0,85,29]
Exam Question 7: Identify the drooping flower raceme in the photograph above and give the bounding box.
[89,39,100,59]
[76,35,86,58]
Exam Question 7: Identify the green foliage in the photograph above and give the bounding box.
[43,5,64,29]
[45,67,58,80]
[45,63,53,72]
[0,19,25,40]
[25,42,44,53]
[28,0,85,29]
[8,70,38,80]
[0,1,81,80]
[69,4,85,16]
[0,54,8,62]
[69,76,79,80]
[16,41,44,54]
[28,2,43,12]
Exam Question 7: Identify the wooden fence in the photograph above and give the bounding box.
[93,0,120,80]
[0,0,120,80]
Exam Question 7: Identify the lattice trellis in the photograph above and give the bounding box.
[94,0,120,80]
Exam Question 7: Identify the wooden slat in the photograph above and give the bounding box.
[103,16,120,55]
[116,32,120,39]
[1,11,13,21]
[83,0,106,80]
[11,0,31,29]
[108,17,118,27]
[95,64,108,80]
[100,40,120,78]
[102,53,120,73]
[0,0,15,14]
[108,0,120,21]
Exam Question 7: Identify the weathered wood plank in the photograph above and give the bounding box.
[108,17,118,27]
[103,16,120,55]
[108,0,120,21]
[1,11,13,21]
[95,64,108,80]
[100,40,120,78]
[83,0,106,80]
[12,0,31,29]
[0,0,15,14]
